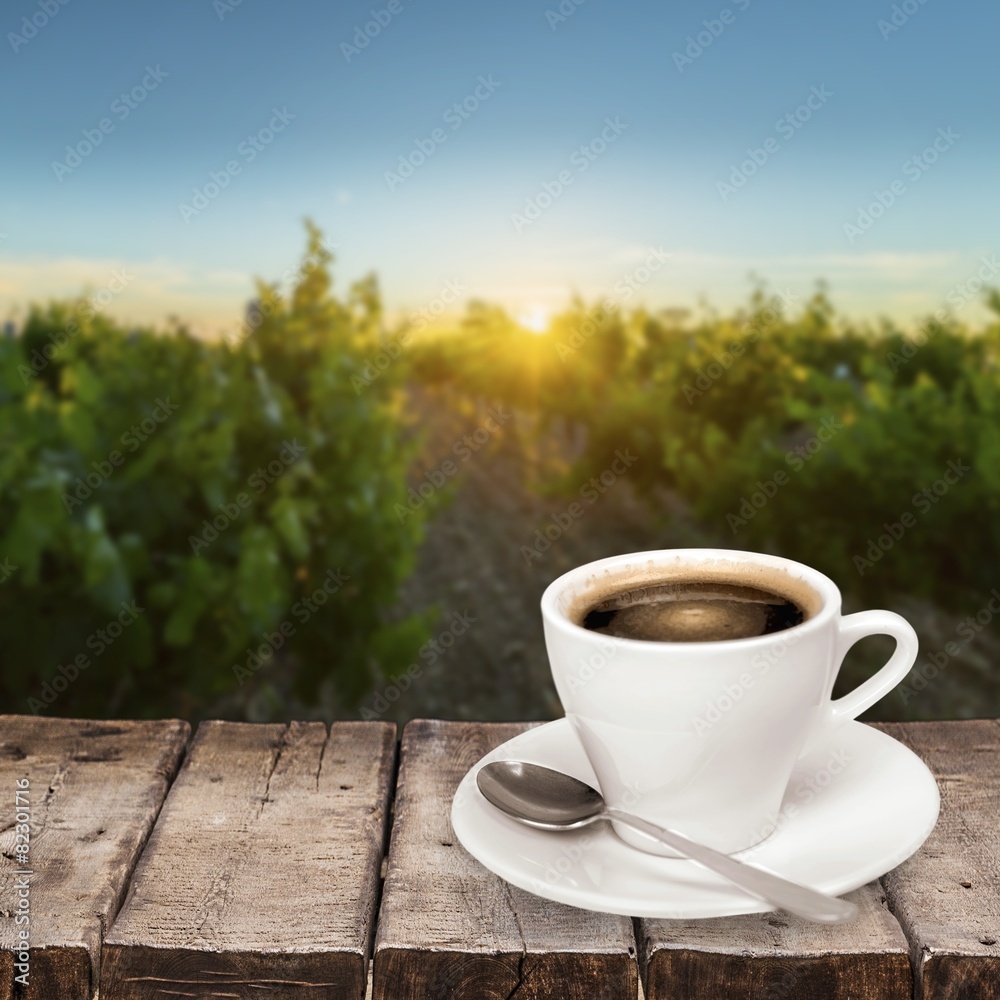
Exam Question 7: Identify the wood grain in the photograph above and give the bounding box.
[0,715,189,1000]
[640,882,911,1000]
[100,720,396,1000]
[371,720,638,1000]
[876,719,1000,1000]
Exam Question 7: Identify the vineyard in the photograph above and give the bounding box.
[2,227,999,721]
[410,287,1000,614]
[0,226,429,720]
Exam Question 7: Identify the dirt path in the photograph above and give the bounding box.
[368,386,702,724]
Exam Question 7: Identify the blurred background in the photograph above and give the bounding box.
[1,0,998,725]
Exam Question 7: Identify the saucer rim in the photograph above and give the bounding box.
[450,718,941,919]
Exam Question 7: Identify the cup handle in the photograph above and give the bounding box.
[801,610,918,756]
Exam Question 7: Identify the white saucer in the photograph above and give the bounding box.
[451,719,939,919]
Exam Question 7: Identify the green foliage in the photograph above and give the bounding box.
[408,286,1000,614]
[0,225,428,718]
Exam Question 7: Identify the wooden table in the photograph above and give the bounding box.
[0,716,996,1000]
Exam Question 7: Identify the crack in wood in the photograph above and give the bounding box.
[122,975,341,986]
[315,725,330,793]
[32,758,70,839]
[184,727,297,945]
[257,723,292,819]
[500,873,528,1000]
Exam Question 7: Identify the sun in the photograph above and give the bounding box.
[517,306,550,335]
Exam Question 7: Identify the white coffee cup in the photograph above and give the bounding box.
[541,548,918,855]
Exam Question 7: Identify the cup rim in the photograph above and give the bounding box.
[541,548,841,651]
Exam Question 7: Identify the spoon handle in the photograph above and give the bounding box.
[603,808,858,924]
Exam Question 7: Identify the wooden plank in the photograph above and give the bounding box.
[0,715,189,1000]
[639,883,912,1000]
[372,720,638,1000]
[101,720,396,1000]
[876,719,1000,1000]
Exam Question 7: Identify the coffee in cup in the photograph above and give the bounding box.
[579,579,807,642]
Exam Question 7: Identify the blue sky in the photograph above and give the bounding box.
[1,0,997,334]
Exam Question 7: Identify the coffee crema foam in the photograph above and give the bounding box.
[568,562,820,643]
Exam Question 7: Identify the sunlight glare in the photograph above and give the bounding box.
[518,306,550,334]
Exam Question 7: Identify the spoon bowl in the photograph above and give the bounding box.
[477,760,604,829]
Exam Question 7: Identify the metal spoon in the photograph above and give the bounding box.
[476,760,857,924]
